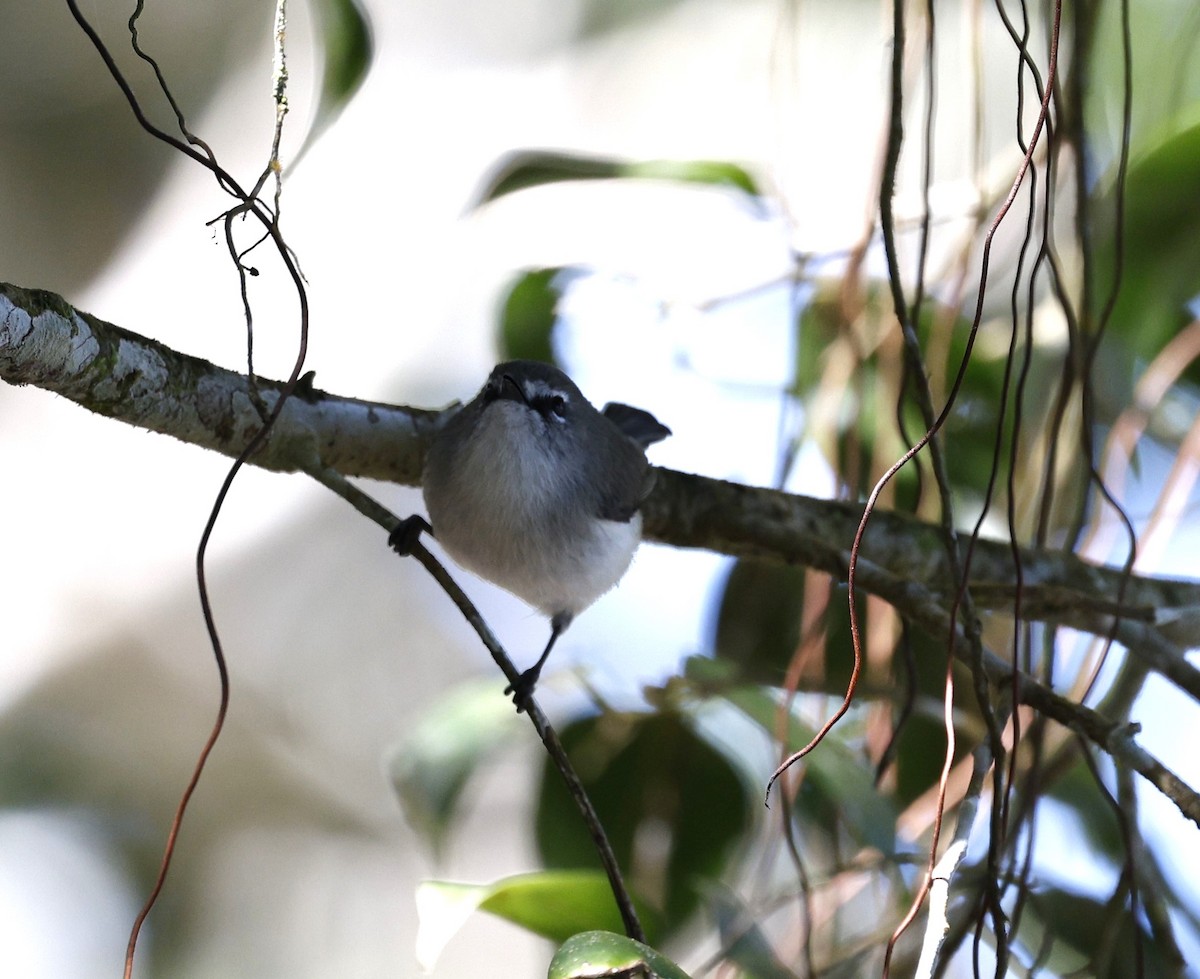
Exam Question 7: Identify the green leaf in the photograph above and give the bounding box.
[883,623,979,807]
[706,884,800,979]
[479,871,650,944]
[549,930,693,979]
[712,559,807,686]
[415,872,654,969]
[536,710,750,933]
[623,159,761,197]
[793,290,922,508]
[1016,885,1181,977]
[386,680,522,858]
[1091,115,1200,391]
[497,266,585,363]
[722,685,898,856]
[795,280,1071,510]
[1044,759,1126,860]
[292,0,373,166]
[576,0,690,38]
[708,564,974,813]
[473,150,763,207]
[709,571,878,698]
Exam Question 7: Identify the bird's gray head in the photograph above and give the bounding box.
[426,358,669,531]
[476,360,670,452]
[479,361,587,436]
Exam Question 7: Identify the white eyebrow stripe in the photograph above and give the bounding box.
[525,379,570,402]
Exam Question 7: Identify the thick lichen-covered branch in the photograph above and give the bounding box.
[7,280,1200,822]
[0,281,443,483]
[641,469,1200,673]
[5,280,1200,665]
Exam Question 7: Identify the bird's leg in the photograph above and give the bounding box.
[388,514,432,555]
[506,612,572,712]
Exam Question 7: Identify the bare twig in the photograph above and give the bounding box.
[61,2,315,972]
[913,748,989,978]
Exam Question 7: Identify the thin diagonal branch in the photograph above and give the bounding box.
[303,465,647,944]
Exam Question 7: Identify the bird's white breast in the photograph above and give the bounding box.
[424,402,643,618]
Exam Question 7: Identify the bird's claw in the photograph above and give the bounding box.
[389,515,431,555]
[504,667,541,713]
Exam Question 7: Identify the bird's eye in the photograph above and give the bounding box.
[531,392,567,419]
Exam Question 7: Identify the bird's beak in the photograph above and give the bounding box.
[490,373,528,405]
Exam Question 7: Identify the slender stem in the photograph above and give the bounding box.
[304,466,647,943]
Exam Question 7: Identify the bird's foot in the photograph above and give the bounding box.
[388,515,431,555]
[504,666,542,714]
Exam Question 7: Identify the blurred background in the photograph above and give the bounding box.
[3,0,1200,976]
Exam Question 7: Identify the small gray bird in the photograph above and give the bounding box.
[394,360,670,708]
